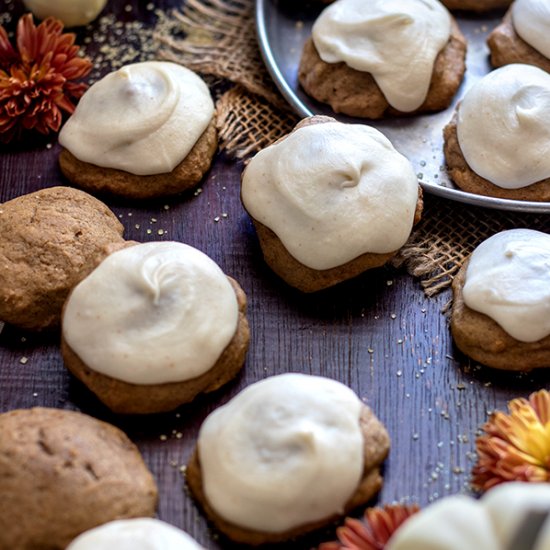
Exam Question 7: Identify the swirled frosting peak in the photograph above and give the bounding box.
[462,229,550,342]
[66,519,205,550]
[241,121,419,270]
[62,241,239,385]
[59,61,214,175]
[312,0,451,111]
[198,373,364,532]
[513,0,550,59]
[457,64,550,188]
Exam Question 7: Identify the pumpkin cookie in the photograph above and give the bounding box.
[59,61,217,199]
[0,186,124,330]
[187,373,390,544]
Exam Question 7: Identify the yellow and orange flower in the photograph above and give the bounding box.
[319,504,420,550]
[472,389,550,492]
[0,14,92,142]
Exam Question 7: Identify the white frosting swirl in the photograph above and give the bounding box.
[22,0,107,26]
[197,373,364,532]
[311,0,451,111]
[457,64,550,188]
[62,241,239,385]
[241,121,419,270]
[462,229,550,342]
[387,484,550,550]
[66,518,205,550]
[59,61,214,176]
[513,0,550,59]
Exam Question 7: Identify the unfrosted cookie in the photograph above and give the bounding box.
[0,186,125,331]
[444,64,550,200]
[451,229,550,371]
[66,518,204,550]
[241,116,422,292]
[441,0,511,11]
[61,241,250,414]
[0,407,158,550]
[487,1,550,72]
[298,0,466,118]
[187,373,390,545]
[59,61,217,199]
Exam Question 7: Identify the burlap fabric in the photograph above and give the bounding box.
[158,0,550,296]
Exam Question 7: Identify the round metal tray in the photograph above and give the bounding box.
[255,0,550,213]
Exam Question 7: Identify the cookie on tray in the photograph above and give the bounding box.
[487,0,550,72]
[444,63,550,200]
[0,407,158,550]
[59,61,217,199]
[298,0,466,118]
[451,229,550,371]
[66,518,204,550]
[241,116,422,292]
[441,0,511,11]
[187,373,390,545]
[61,241,250,414]
[0,186,125,331]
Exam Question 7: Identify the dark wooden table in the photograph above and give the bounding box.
[0,1,548,548]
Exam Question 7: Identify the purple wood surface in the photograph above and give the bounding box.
[0,1,548,548]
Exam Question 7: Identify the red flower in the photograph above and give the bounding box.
[0,14,92,142]
[319,504,420,550]
[472,389,550,492]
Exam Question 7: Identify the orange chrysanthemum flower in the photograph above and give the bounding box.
[0,14,92,142]
[319,504,420,550]
[472,389,550,492]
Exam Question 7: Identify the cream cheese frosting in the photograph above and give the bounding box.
[462,229,550,342]
[197,373,364,532]
[22,0,107,26]
[59,61,214,176]
[513,0,550,59]
[311,0,451,112]
[241,121,419,270]
[62,241,239,385]
[387,483,550,550]
[457,64,550,188]
[66,518,205,550]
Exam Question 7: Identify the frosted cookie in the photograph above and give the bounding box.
[61,241,249,414]
[0,186,125,331]
[66,518,204,550]
[0,407,158,550]
[488,0,550,72]
[441,0,511,11]
[387,483,550,550]
[241,117,422,292]
[22,0,108,26]
[187,373,390,544]
[59,61,217,199]
[451,229,550,371]
[298,0,466,118]
[444,64,550,200]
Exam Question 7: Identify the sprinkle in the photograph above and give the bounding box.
[214,216,220,222]
[135,224,140,229]
[390,313,397,320]
[19,356,28,364]
[159,434,168,441]
[146,229,152,235]
[157,229,165,236]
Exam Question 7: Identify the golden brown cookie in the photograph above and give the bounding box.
[443,111,550,200]
[59,117,217,200]
[298,19,466,119]
[487,9,550,72]
[441,0,511,11]
[242,117,423,293]
[61,277,250,414]
[186,404,390,545]
[0,186,125,331]
[451,260,550,370]
[0,407,158,550]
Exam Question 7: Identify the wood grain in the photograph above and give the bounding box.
[0,1,548,548]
